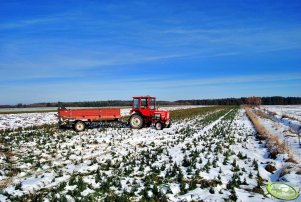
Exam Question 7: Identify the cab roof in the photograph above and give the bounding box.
[133,96,156,99]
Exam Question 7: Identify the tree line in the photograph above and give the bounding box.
[1,96,301,108]
[175,96,301,105]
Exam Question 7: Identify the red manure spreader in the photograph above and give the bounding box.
[58,96,171,132]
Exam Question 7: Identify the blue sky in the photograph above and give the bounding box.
[0,0,301,104]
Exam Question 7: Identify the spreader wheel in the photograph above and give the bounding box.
[155,122,163,130]
[74,121,86,132]
[129,114,143,129]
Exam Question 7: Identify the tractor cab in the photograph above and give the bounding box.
[131,96,156,116]
[129,96,171,130]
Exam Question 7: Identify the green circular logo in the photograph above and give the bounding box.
[267,182,299,201]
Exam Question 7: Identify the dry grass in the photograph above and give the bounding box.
[279,165,293,177]
[265,110,277,116]
[265,108,301,122]
[296,167,301,175]
[253,109,269,119]
[244,106,295,161]
[280,114,301,123]
[0,178,12,189]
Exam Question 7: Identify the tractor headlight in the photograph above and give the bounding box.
[155,113,161,120]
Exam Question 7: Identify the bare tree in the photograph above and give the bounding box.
[246,96,262,106]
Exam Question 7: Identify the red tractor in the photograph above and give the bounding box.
[58,96,171,131]
[129,96,171,130]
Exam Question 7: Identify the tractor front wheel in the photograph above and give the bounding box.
[166,120,171,128]
[129,114,144,129]
[155,122,163,130]
[74,121,86,132]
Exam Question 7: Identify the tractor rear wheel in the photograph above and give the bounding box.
[74,121,86,132]
[129,114,143,129]
[155,122,163,130]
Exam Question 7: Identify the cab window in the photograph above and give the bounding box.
[150,98,155,109]
[133,98,139,109]
[141,98,148,108]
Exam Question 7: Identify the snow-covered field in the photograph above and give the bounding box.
[262,105,301,122]
[0,107,58,113]
[255,106,301,166]
[0,112,57,130]
[0,106,300,201]
[0,106,200,130]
